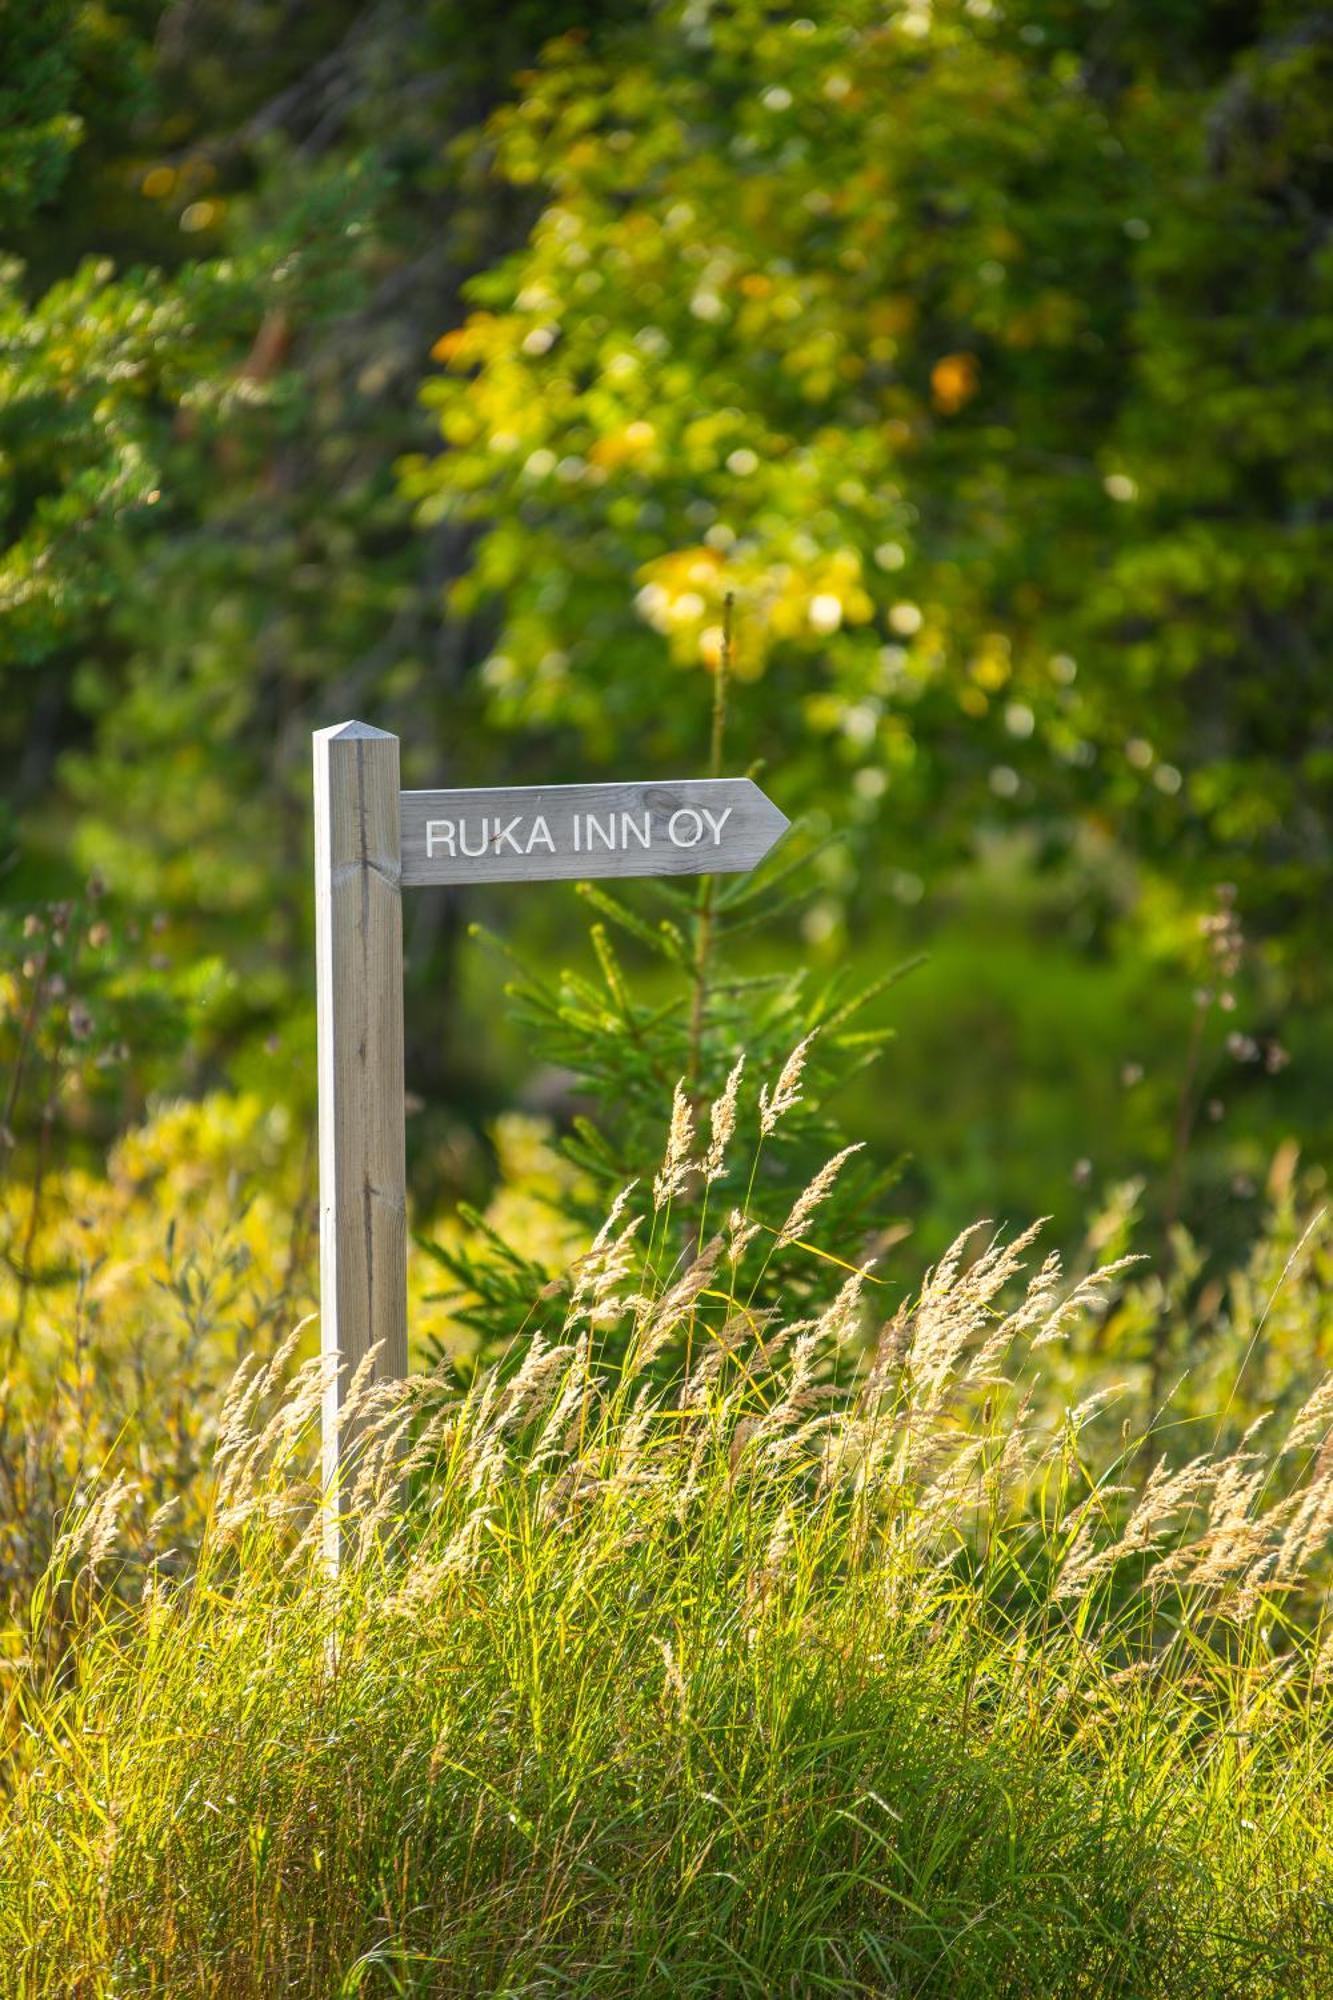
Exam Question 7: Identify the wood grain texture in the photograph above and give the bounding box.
[313,722,408,1559]
[400,777,789,888]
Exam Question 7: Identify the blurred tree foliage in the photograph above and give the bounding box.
[406,0,1332,1241]
[1,0,639,1148]
[1,0,1329,1255]
[412,0,1332,956]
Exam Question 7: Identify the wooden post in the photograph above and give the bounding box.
[312,721,408,1565]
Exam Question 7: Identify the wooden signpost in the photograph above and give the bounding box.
[313,722,789,1558]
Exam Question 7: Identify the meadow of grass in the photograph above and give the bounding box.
[2,1073,1331,1999]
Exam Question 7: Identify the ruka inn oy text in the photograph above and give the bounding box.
[397,774,787,888]
[423,802,736,861]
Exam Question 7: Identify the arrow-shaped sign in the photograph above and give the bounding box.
[400,777,789,888]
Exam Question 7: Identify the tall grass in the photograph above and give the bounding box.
[2,1078,1331,1997]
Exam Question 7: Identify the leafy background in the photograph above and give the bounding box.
[2,0,1330,1310]
[4,12,1333,1984]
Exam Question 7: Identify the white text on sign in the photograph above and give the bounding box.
[400,778,788,888]
[423,805,734,862]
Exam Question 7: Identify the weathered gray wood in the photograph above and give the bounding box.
[400,777,789,888]
[313,721,408,1561]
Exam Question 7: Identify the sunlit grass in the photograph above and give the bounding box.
[2,1167,1331,1998]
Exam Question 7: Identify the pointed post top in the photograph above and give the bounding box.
[313,719,398,745]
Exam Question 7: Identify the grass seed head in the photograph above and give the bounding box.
[703,1053,745,1182]
[653,1081,696,1208]
[758,1030,816,1135]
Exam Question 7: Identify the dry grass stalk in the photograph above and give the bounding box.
[633,1237,722,1368]
[776,1144,863,1250]
[703,1054,745,1182]
[653,1083,696,1208]
[758,1031,815,1135]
